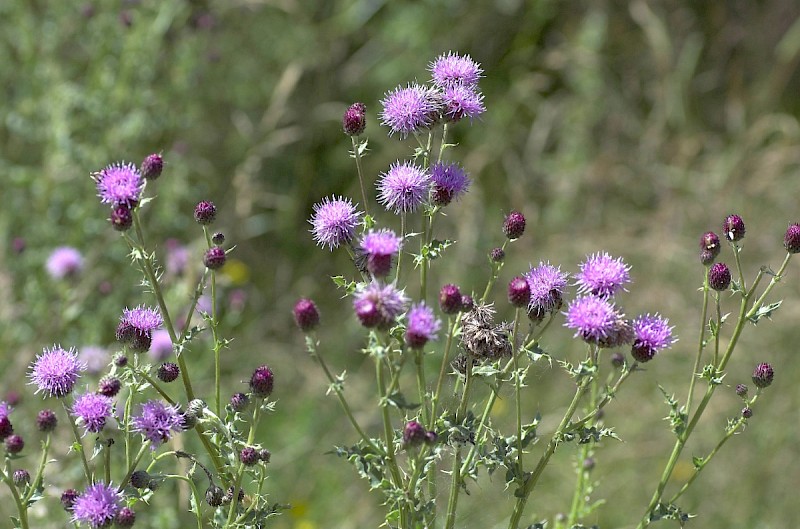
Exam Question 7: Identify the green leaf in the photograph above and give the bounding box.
[749,300,783,324]
[700,364,725,385]
[331,276,359,295]
[692,455,704,469]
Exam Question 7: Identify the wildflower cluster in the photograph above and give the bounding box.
[1,156,280,529]
[292,52,794,529]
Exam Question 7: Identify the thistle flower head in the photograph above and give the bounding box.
[377,161,430,214]
[700,231,721,265]
[752,363,774,389]
[565,295,626,346]
[71,482,122,528]
[94,162,143,208]
[122,305,163,334]
[141,153,164,180]
[508,277,531,308]
[72,393,113,434]
[630,314,676,362]
[723,214,745,242]
[360,229,402,278]
[131,400,183,449]
[575,252,631,298]
[309,196,362,250]
[249,365,275,398]
[293,298,320,332]
[442,84,485,122]
[460,303,512,359]
[708,262,731,291]
[525,262,569,318]
[343,102,367,136]
[46,247,84,279]
[784,223,800,254]
[429,51,483,88]
[430,161,470,206]
[29,345,85,398]
[353,282,409,329]
[439,284,463,315]
[405,303,441,348]
[503,211,526,239]
[380,83,437,137]
[576,252,631,299]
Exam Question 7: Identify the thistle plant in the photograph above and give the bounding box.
[295,51,795,529]
[0,156,282,528]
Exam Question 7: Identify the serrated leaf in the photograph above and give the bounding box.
[385,390,420,410]
[749,300,783,324]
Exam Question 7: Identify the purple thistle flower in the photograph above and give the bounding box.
[72,393,113,434]
[72,481,122,528]
[131,400,183,449]
[405,303,441,348]
[380,83,437,137]
[46,247,84,279]
[0,401,10,421]
[29,345,85,398]
[430,161,470,206]
[631,314,676,362]
[353,282,409,329]
[576,252,631,299]
[429,51,483,88]
[525,262,569,318]
[309,196,362,250]
[564,295,621,345]
[122,305,163,333]
[377,161,430,214]
[442,84,485,122]
[360,229,402,278]
[94,162,143,208]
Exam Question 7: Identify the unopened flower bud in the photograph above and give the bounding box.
[503,211,526,240]
[723,214,745,242]
[708,262,731,291]
[752,362,774,389]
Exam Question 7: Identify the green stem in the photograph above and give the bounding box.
[430,314,460,428]
[1,463,29,529]
[512,308,523,470]
[376,358,406,523]
[443,447,462,529]
[481,240,508,302]
[118,443,150,492]
[507,378,591,529]
[351,135,370,217]
[23,434,51,504]
[685,269,709,425]
[306,336,380,452]
[62,400,92,484]
[414,348,429,426]
[668,395,759,504]
[225,403,262,526]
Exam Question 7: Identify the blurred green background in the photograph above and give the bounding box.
[2,0,800,527]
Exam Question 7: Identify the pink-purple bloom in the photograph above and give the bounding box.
[29,345,85,398]
[405,303,441,348]
[429,51,483,88]
[131,400,183,449]
[72,393,113,434]
[46,247,84,279]
[442,84,485,122]
[525,262,569,318]
[122,305,163,334]
[353,282,409,329]
[309,196,362,250]
[575,252,631,299]
[380,83,437,136]
[94,162,143,208]
[631,314,676,362]
[430,161,470,206]
[377,161,430,214]
[72,481,122,528]
[564,295,621,344]
[360,229,402,278]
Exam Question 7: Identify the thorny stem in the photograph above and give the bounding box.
[430,314,460,428]
[414,348,429,426]
[305,336,379,453]
[351,135,369,217]
[203,225,223,418]
[512,308,524,470]
[638,254,792,528]
[117,443,150,493]
[685,269,710,416]
[1,463,29,529]
[23,434,51,504]
[507,377,592,529]
[481,240,509,302]
[668,393,760,504]
[62,400,93,485]
[225,402,262,525]
[376,357,407,526]
[443,447,462,529]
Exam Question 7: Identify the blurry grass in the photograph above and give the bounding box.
[2,0,800,527]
